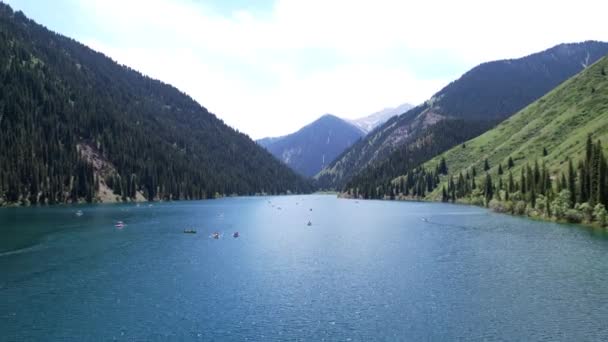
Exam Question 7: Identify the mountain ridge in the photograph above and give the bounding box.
[347,103,413,133]
[423,55,608,200]
[342,55,608,218]
[0,3,312,205]
[257,114,364,177]
[316,41,608,190]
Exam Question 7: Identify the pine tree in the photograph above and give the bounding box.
[578,160,589,204]
[559,173,567,193]
[498,163,503,175]
[484,159,490,171]
[520,168,527,194]
[508,171,515,193]
[508,156,515,169]
[533,160,541,191]
[600,151,608,206]
[589,140,602,206]
[484,173,493,205]
[438,157,448,175]
[568,159,576,207]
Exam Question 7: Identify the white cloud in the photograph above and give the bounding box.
[72,0,607,138]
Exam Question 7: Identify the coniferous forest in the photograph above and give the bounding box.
[439,137,608,227]
[316,41,608,190]
[344,55,608,227]
[345,137,608,226]
[342,119,492,195]
[0,4,312,206]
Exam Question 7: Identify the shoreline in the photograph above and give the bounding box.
[0,192,320,209]
[339,192,608,232]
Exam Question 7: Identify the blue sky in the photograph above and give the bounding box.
[5,0,608,138]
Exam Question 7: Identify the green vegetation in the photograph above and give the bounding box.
[0,4,312,206]
[341,119,490,195]
[439,136,608,227]
[346,56,608,227]
[258,114,364,177]
[317,41,608,190]
[423,55,608,191]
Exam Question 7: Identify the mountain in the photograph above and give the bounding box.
[0,4,312,205]
[348,103,413,133]
[316,41,608,190]
[421,55,608,201]
[257,114,364,177]
[351,56,608,226]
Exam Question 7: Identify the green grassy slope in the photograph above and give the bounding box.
[421,56,608,199]
[317,41,608,190]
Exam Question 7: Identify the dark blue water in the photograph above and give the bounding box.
[1,195,608,341]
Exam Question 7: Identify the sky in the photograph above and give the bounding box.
[5,0,608,139]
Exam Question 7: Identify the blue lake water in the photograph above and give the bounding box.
[1,195,608,341]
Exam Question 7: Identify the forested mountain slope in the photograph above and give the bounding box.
[0,4,312,205]
[423,56,608,201]
[257,114,364,177]
[316,41,608,190]
[345,56,608,228]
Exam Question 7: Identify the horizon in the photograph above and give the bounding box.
[5,0,608,138]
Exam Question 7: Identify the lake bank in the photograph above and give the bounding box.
[339,191,608,233]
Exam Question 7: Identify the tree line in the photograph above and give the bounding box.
[441,136,608,225]
[345,135,608,227]
[0,4,312,206]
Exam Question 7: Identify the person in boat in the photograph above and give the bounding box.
[307,221,312,226]
[233,232,239,238]
[212,232,220,239]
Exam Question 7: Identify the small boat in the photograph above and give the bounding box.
[233,232,240,238]
[307,221,312,226]
[115,221,125,229]
[75,210,83,217]
[211,232,220,239]
[183,229,197,234]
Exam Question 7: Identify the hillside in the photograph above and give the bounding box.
[257,114,364,177]
[345,56,608,227]
[0,4,312,205]
[421,56,608,201]
[316,41,608,190]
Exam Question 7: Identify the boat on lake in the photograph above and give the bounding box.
[183,229,197,234]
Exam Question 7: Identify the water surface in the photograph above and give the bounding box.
[1,195,608,341]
